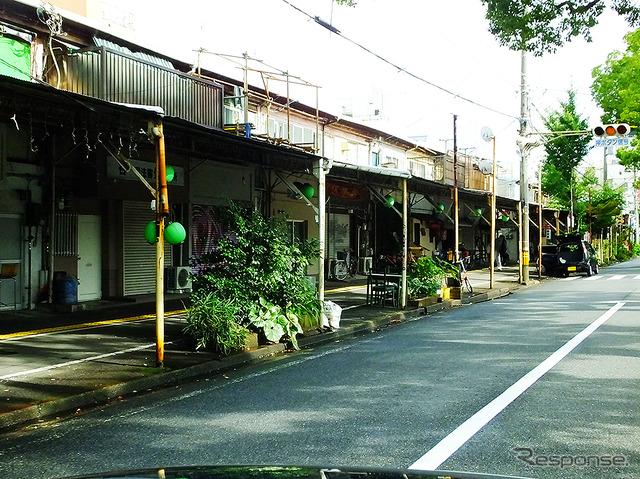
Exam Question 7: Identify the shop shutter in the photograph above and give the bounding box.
[123,201,172,296]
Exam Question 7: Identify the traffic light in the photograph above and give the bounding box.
[593,124,631,137]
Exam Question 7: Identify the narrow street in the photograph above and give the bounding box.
[0,260,638,479]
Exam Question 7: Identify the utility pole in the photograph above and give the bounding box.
[453,115,459,263]
[151,120,169,368]
[519,50,530,285]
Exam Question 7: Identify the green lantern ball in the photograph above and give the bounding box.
[502,215,509,222]
[166,165,175,183]
[384,195,395,207]
[144,221,158,244]
[300,183,314,199]
[165,221,186,245]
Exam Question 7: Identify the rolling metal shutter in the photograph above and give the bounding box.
[123,201,172,296]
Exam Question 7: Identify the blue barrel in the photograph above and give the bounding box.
[54,275,78,304]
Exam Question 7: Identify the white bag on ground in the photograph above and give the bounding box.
[322,300,343,329]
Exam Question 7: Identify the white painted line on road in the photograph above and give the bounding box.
[584,275,603,281]
[608,274,626,280]
[0,343,160,381]
[409,301,626,472]
[560,276,581,281]
[635,275,640,280]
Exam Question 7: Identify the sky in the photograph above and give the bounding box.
[99,0,633,178]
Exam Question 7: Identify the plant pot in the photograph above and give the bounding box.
[417,296,439,307]
[446,276,460,287]
[449,286,461,299]
[244,332,259,350]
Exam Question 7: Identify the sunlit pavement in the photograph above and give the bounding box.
[0,264,538,432]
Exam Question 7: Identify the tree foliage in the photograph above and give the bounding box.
[480,0,640,56]
[578,168,625,232]
[541,90,591,207]
[591,28,640,185]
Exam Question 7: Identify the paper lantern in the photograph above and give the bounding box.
[166,165,175,182]
[300,183,314,199]
[144,221,158,244]
[165,221,186,245]
[384,195,395,207]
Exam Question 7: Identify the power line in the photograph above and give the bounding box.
[280,0,519,120]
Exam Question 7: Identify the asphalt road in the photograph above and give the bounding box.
[1,259,639,479]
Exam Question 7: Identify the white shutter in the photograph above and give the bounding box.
[123,201,172,296]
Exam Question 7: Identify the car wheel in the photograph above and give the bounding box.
[594,262,599,275]
[586,264,593,277]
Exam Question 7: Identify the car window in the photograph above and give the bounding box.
[559,243,579,252]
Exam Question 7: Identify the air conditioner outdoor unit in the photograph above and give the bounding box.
[166,266,192,292]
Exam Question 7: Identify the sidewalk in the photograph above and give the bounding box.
[0,265,542,432]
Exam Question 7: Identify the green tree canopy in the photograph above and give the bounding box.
[578,168,625,232]
[592,28,640,184]
[481,0,640,56]
[541,90,592,208]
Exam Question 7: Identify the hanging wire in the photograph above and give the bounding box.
[281,0,519,120]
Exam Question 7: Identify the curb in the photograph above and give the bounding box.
[0,285,515,432]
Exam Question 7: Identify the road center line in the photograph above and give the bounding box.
[409,301,626,471]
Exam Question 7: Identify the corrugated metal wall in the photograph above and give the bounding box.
[65,47,223,128]
[122,201,172,296]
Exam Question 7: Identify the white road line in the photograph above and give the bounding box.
[635,275,640,280]
[0,343,159,381]
[584,275,603,281]
[409,301,626,471]
[608,275,626,280]
[560,276,581,281]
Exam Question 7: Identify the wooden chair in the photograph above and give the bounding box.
[368,269,398,307]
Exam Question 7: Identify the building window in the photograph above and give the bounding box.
[371,151,379,166]
[287,219,307,244]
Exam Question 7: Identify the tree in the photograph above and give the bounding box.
[541,90,592,210]
[480,0,640,56]
[579,168,625,232]
[591,28,640,187]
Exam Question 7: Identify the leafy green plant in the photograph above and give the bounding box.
[615,243,632,262]
[407,256,450,298]
[183,293,249,355]
[188,201,321,351]
[248,297,302,349]
[632,243,640,257]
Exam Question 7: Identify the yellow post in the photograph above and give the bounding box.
[490,136,496,289]
[152,121,169,368]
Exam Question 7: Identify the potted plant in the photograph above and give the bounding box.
[407,256,449,307]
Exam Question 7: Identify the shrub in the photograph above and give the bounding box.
[183,293,249,355]
[248,297,302,349]
[188,201,321,351]
[407,256,451,298]
[615,244,632,262]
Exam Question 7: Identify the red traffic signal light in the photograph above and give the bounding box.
[593,124,631,137]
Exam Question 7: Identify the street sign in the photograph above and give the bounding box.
[595,137,630,147]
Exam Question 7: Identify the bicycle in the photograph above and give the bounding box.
[455,255,473,294]
[332,249,357,281]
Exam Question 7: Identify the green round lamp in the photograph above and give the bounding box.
[300,183,314,199]
[144,221,158,244]
[502,215,509,222]
[166,165,175,183]
[384,195,395,207]
[165,221,186,245]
